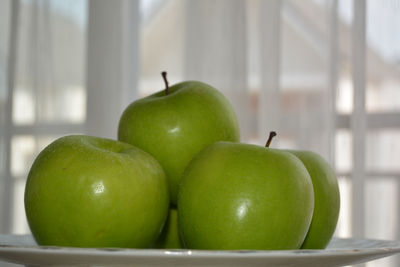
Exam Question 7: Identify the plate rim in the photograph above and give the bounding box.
[0,236,399,267]
[0,235,399,258]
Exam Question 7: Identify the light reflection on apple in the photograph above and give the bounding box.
[92,181,105,194]
[168,126,180,135]
[236,201,249,221]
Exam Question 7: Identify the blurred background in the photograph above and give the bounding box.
[0,0,399,266]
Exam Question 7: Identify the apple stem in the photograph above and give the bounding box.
[162,71,169,95]
[265,131,277,148]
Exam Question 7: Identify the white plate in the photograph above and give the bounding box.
[0,235,399,267]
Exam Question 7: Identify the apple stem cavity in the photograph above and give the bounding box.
[265,131,277,148]
[162,71,169,95]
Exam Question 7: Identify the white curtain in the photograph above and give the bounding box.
[1,0,400,266]
[141,0,336,154]
[1,0,88,236]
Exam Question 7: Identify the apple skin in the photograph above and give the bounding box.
[24,135,169,248]
[118,81,240,204]
[154,207,183,249]
[287,150,340,249]
[178,141,314,250]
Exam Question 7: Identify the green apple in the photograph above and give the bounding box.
[154,207,183,249]
[24,135,169,248]
[287,150,340,249]
[118,72,240,204]
[177,135,314,250]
